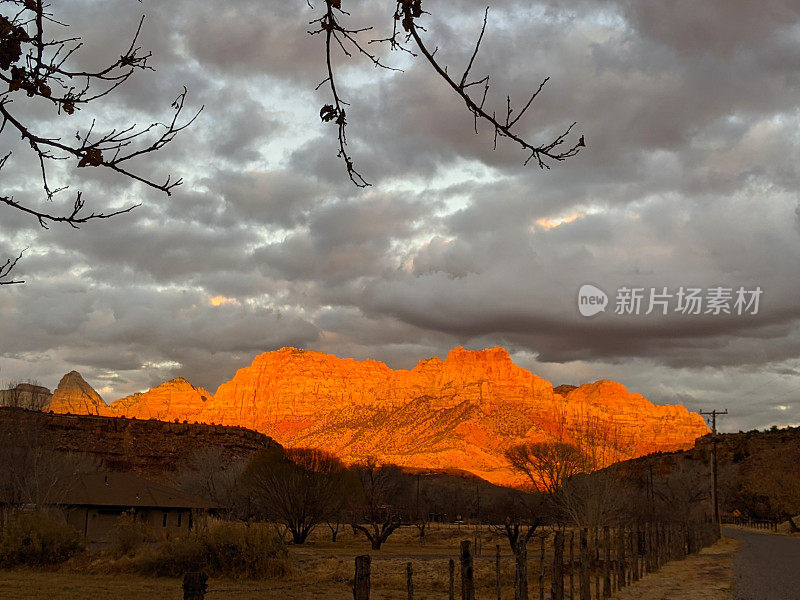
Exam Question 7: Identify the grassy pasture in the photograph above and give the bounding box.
[0,524,738,600]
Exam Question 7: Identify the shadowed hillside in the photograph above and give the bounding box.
[608,426,800,522]
[0,407,280,477]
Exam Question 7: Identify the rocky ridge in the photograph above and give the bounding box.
[44,346,710,486]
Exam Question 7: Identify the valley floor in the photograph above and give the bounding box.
[0,526,741,600]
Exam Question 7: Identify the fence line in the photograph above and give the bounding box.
[183,518,721,600]
[722,517,779,532]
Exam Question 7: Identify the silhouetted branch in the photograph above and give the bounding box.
[399,2,584,169]
[309,0,402,186]
[308,0,584,184]
[0,249,24,284]
[0,0,199,282]
[0,192,138,229]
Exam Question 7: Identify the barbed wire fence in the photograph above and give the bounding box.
[183,517,721,600]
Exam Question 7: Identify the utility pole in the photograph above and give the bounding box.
[699,409,728,529]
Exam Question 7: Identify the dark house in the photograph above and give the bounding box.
[56,472,217,541]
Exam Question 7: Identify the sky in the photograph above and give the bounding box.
[1,0,800,432]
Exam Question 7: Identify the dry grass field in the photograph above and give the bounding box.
[0,525,739,600]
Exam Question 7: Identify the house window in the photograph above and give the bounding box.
[177,513,182,527]
[162,512,168,527]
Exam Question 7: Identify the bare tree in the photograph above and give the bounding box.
[486,490,543,553]
[650,460,708,523]
[556,469,629,528]
[506,414,635,527]
[242,447,353,544]
[0,408,97,513]
[325,509,346,542]
[309,0,585,186]
[350,457,405,550]
[558,415,635,527]
[506,441,589,495]
[0,0,199,282]
[175,447,247,518]
[567,414,634,472]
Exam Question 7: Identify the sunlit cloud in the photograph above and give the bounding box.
[209,295,239,307]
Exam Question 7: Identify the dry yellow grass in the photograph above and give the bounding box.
[0,524,508,600]
[0,525,740,600]
[611,536,740,600]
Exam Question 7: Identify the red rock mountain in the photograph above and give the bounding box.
[46,347,709,486]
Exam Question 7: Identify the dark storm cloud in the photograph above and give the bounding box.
[2,0,800,430]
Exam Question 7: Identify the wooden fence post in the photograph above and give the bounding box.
[354,556,371,600]
[579,529,590,600]
[627,530,634,586]
[656,523,662,567]
[651,524,657,570]
[539,536,546,600]
[666,524,672,562]
[449,558,455,600]
[666,523,675,561]
[496,544,502,600]
[594,528,600,600]
[616,527,625,590]
[682,523,689,558]
[407,562,414,600]
[552,530,565,600]
[654,524,660,569]
[183,572,207,600]
[653,523,661,571]
[461,540,475,600]
[515,538,528,600]
[602,526,611,597]
[570,531,575,600]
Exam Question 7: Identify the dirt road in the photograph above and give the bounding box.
[724,526,800,600]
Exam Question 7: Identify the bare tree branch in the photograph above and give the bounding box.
[309,0,401,186]
[0,0,199,282]
[399,2,585,169]
[0,248,24,284]
[308,0,585,184]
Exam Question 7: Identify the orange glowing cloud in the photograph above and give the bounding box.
[534,212,585,231]
[209,295,238,307]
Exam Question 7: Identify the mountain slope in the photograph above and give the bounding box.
[46,346,709,485]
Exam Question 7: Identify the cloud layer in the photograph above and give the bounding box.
[2,0,800,432]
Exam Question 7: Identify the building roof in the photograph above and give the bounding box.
[54,472,217,510]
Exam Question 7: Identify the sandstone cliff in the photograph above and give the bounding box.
[45,347,710,486]
[0,382,52,410]
[50,371,110,416]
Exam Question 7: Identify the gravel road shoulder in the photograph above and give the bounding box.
[612,536,739,600]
